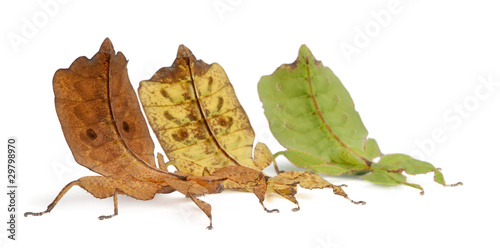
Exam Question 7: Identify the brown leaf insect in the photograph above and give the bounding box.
[24,38,226,229]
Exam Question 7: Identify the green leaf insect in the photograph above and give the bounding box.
[257,45,462,194]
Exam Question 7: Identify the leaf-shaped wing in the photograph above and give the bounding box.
[258,45,369,164]
[53,38,157,180]
[139,45,259,172]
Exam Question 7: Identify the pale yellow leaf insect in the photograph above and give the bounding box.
[139,46,364,211]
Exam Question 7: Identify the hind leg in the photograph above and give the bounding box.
[25,176,161,220]
[25,180,82,217]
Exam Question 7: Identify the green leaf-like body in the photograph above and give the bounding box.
[277,149,366,175]
[377,154,436,175]
[258,45,369,165]
[365,138,382,160]
[362,169,406,186]
[258,45,461,193]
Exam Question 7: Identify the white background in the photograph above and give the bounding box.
[1,1,499,247]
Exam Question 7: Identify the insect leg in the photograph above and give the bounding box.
[75,176,160,219]
[253,176,279,213]
[187,194,214,230]
[26,176,161,220]
[272,187,301,212]
[272,151,288,174]
[24,180,81,217]
[327,184,366,205]
[98,189,119,220]
[156,152,168,171]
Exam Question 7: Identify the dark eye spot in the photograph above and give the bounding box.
[122,121,130,133]
[86,129,97,140]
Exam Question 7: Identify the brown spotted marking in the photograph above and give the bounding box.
[172,128,190,142]
[160,88,170,99]
[163,110,175,120]
[207,76,214,93]
[216,97,224,112]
